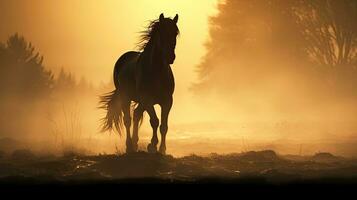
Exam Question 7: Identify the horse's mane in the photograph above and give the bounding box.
[137,18,179,51]
[137,20,159,51]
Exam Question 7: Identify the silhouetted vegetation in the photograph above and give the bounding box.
[54,68,94,98]
[0,34,95,139]
[0,34,54,136]
[194,0,357,99]
[298,0,357,67]
[0,33,54,99]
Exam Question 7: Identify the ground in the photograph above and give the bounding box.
[1,149,357,188]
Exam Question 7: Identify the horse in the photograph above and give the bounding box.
[99,13,179,154]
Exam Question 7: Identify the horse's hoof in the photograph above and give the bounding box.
[126,147,134,154]
[126,142,135,154]
[132,143,138,152]
[147,143,157,153]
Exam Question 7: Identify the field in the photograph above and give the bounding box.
[1,148,357,189]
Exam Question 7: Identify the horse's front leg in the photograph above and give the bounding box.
[159,97,173,155]
[132,104,144,152]
[122,100,134,153]
[146,106,159,153]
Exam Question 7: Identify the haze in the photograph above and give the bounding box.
[1,0,357,157]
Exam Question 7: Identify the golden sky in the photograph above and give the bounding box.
[0,0,218,92]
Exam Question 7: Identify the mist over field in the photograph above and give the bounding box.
[1,0,357,158]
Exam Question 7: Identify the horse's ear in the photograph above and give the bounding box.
[173,14,179,23]
[159,13,164,22]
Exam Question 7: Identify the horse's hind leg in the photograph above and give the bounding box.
[122,100,134,153]
[146,106,159,153]
[132,104,144,152]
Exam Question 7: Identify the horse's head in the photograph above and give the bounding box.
[157,13,179,65]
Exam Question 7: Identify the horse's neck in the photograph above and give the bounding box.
[137,40,173,95]
[141,39,165,72]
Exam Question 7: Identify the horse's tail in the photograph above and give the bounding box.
[99,90,123,135]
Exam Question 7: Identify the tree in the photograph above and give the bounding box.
[0,33,54,98]
[293,0,357,96]
[55,68,77,92]
[193,0,357,97]
[296,0,357,67]
[193,0,308,92]
[0,34,54,136]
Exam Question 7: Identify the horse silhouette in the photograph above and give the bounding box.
[100,13,179,154]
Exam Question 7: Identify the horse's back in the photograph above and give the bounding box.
[113,51,140,90]
[113,51,175,104]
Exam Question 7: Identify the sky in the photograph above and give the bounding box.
[0,0,218,92]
